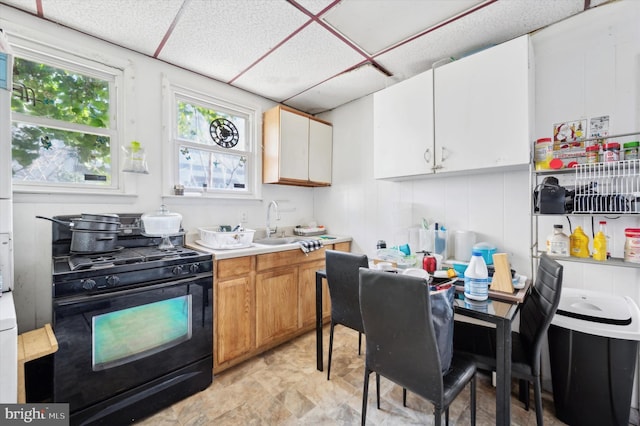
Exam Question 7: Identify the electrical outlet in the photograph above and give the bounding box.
[240,211,248,223]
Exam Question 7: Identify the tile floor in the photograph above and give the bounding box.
[139,326,571,425]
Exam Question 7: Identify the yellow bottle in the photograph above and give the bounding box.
[593,231,607,261]
[570,226,590,258]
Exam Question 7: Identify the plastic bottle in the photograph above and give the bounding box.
[569,226,590,258]
[599,221,611,258]
[464,250,489,301]
[593,221,608,261]
[547,224,569,257]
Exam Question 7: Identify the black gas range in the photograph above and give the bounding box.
[51,213,213,298]
[49,213,214,425]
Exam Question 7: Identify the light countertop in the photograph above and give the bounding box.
[186,235,352,260]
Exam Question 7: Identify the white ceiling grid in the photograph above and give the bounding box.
[0,0,614,114]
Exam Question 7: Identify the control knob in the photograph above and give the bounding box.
[81,279,96,290]
[106,275,120,287]
[189,263,200,274]
[172,265,184,275]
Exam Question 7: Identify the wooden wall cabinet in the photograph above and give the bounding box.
[263,105,332,186]
[213,241,350,373]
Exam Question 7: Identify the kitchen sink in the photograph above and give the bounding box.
[253,237,306,245]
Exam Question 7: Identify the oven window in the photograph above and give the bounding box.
[92,294,192,371]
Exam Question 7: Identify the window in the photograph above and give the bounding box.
[169,84,259,199]
[10,48,121,191]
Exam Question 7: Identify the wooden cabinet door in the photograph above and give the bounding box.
[373,69,434,179]
[280,109,310,181]
[298,259,326,328]
[255,268,299,348]
[215,275,253,366]
[308,119,332,184]
[434,35,531,173]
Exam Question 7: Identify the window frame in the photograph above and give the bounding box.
[164,79,262,200]
[9,38,125,195]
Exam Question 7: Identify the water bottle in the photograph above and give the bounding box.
[464,250,489,301]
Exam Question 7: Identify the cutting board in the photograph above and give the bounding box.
[490,253,514,294]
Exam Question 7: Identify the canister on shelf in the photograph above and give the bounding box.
[623,141,639,160]
[603,142,620,162]
[624,228,640,263]
[534,138,553,170]
[585,145,600,163]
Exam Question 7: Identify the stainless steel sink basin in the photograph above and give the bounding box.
[253,237,304,245]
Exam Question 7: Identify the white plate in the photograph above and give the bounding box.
[196,240,253,250]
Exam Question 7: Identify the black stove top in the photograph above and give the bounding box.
[50,213,213,299]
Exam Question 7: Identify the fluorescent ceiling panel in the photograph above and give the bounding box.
[323,0,482,54]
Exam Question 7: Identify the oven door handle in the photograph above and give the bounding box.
[54,273,212,306]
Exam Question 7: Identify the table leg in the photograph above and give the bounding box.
[495,319,512,426]
[315,270,324,371]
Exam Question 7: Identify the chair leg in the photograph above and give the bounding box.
[519,379,530,410]
[445,407,450,426]
[470,375,476,426]
[435,409,442,426]
[403,388,407,407]
[376,373,381,409]
[362,368,370,426]
[327,322,335,380]
[358,332,362,355]
[534,376,544,426]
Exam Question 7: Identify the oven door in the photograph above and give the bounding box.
[53,275,212,416]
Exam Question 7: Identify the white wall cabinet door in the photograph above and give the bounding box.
[308,119,332,184]
[434,35,532,173]
[373,69,434,179]
[279,109,310,181]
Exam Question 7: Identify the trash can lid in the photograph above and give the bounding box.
[552,288,640,341]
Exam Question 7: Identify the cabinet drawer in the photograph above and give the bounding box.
[217,256,253,279]
[257,247,326,271]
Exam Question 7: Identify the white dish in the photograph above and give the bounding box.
[513,274,527,289]
[402,268,428,279]
[433,270,449,278]
[196,240,252,250]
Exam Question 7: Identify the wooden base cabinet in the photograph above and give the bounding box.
[213,242,351,373]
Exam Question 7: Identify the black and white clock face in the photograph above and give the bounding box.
[210,118,239,148]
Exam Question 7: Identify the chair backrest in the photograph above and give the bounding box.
[325,250,369,332]
[359,268,445,405]
[519,253,564,373]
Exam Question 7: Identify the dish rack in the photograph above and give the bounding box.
[573,159,640,214]
[293,227,326,236]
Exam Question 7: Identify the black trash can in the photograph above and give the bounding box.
[549,288,640,426]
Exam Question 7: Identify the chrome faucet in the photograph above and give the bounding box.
[266,200,279,238]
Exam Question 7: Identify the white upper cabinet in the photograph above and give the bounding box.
[373,69,434,179]
[263,105,332,187]
[433,35,532,173]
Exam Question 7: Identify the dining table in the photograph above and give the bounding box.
[314,268,532,426]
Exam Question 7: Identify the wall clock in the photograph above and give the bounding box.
[209,118,239,148]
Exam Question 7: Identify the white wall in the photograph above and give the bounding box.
[0,5,315,332]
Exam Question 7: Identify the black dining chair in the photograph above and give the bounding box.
[359,268,476,426]
[325,250,369,380]
[453,253,563,426]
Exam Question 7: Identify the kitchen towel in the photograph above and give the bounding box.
[299,239,322,254]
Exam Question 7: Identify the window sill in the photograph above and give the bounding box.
[13,189,137,204]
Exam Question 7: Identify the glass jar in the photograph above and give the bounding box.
[585,145,599,163]
[623,141,639,161]
[603,142,620,162]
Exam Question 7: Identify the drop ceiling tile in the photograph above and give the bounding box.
[323,0,482,54]
[0,0,37,14]
[159,0,309,83]
[294,0,336,15]
[374,0,586,83]
[286,63,390,114]
[38,0,182,56]
[233,20,364,102]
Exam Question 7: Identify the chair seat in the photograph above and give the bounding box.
[442,354,477,407]
[453,322,535,379]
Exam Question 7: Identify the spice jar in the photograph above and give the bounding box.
[534,138,553,170]
[623,141,639,161]
[603,142,620,162]
[586,145,599,164]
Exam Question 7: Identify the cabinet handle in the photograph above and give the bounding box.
[423,148,431,164]
[440,146,447,163]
